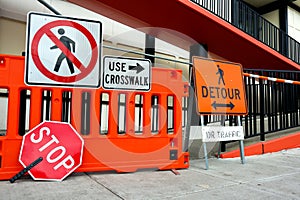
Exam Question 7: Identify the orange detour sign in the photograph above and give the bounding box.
[193,57,248,115]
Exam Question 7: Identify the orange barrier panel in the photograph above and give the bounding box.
[0,54,189,180]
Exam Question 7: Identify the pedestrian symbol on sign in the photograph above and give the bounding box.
[50,28,76,74]
[216,65,225,85]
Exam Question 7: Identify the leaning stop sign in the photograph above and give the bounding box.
[19,121,84,181]
[193,57,248,115]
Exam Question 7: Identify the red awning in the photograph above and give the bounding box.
[69,0,300,70]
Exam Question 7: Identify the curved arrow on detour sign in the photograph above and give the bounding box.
[18,121,84,181]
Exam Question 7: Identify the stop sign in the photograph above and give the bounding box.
[19,121,84,181]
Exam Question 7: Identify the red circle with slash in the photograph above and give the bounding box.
[31,20,98,83]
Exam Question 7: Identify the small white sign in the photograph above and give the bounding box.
[201,126,244,142]
[25,12,102,88]
[103,56,151,91]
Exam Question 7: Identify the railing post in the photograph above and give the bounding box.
[259,72,265,141]
[279,31,288,57]
[191,0,300,65]
[231,0,237,26]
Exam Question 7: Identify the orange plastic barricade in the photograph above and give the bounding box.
[0,54,189,180]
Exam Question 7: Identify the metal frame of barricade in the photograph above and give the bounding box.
[0,54,189,180]
[200,115,245,170]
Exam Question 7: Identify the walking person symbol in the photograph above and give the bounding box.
[50,28,76,74]
[216,65,225,85]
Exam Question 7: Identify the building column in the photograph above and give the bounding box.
[279,1,288,56]
[279,1,288,33]
[189,43,208,125]
[183,43,208,152]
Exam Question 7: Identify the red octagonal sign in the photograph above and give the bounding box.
[19,121,84,181]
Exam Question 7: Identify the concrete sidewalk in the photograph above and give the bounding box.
[1,148,300,200]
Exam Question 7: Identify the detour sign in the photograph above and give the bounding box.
[193,57,248,115]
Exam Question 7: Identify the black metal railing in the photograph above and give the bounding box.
[191,0,300,65]
[218,69,300,151]
[243,69,300,140]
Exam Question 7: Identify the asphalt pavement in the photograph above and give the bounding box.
[1,148,300,200]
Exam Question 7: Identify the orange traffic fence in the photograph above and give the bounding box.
[0,54,189,180]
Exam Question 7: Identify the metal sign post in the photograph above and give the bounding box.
[237,116,246,164]
[217,116,246,164]
[201,115,209,170]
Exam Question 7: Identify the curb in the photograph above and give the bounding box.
[219,132,300,158]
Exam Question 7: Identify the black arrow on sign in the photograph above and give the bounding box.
[211,101,235,110]
[129,63,144,74]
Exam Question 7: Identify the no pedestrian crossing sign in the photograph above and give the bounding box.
[25,12,102,88]
[193,57,248,115]
[103,56,151,91]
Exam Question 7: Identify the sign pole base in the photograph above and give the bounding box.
[200,116,209,170]
[217,142,221,159]
[203,142,209,170]
[239,140,246,164]
[237,116,245,164]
